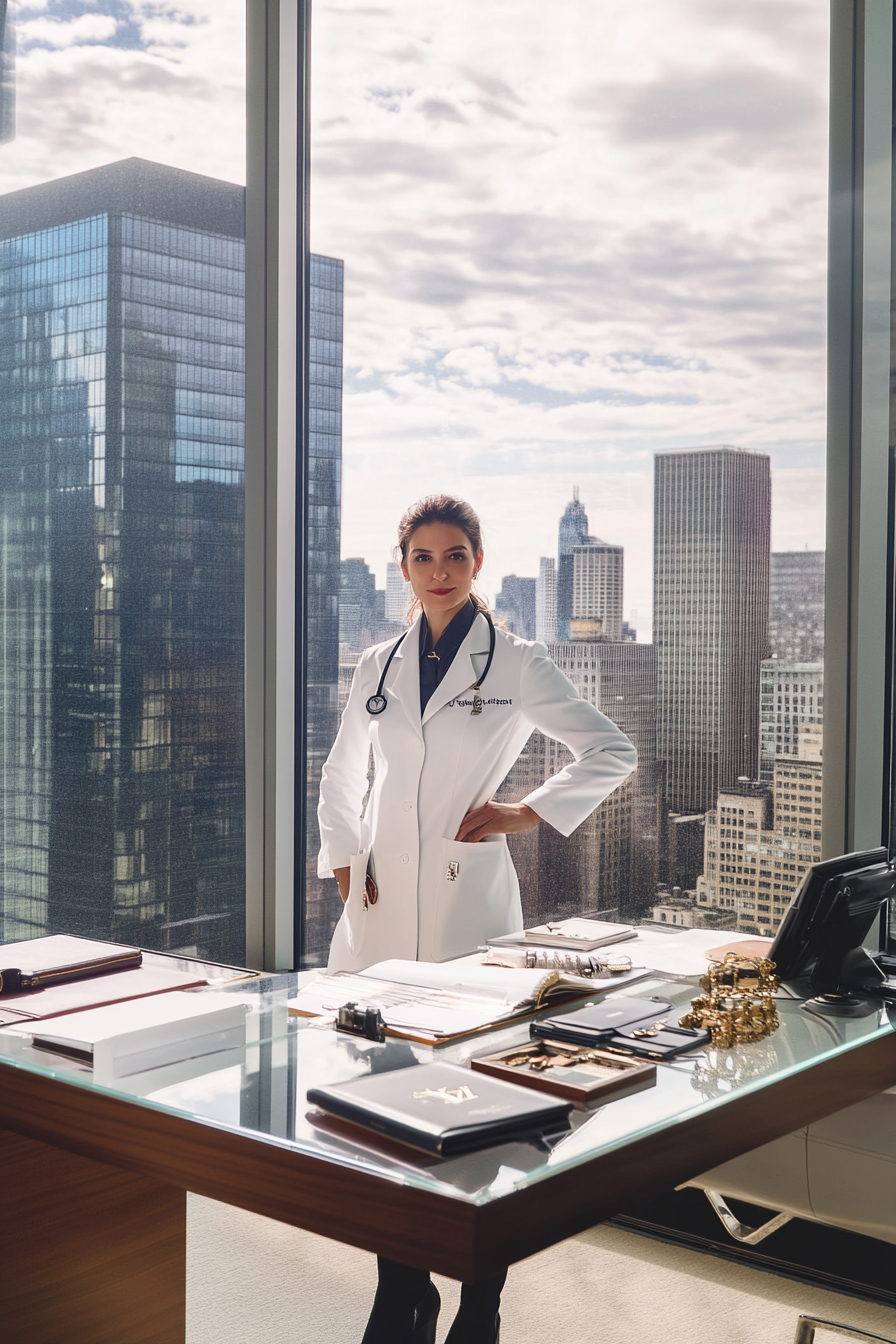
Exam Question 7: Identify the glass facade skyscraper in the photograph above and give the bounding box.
[0,159,247,960]
[0,159,344,967]
[302,255,344,967]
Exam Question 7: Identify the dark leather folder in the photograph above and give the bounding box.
[308,1061,571,1156]
[531,997,673,1046]
[0,935,142,996]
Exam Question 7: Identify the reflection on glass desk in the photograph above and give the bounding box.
[2,975,894,1208]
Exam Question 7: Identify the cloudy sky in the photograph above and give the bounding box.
[2,0,829,629]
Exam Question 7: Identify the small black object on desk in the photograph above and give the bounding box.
[336,1000,387,1042]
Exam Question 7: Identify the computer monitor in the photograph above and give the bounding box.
[768,846,896,996]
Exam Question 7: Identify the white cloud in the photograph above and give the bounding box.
[18,15,119,49]
[0,1,245,190]
[310,0,829,614]
[0,1,829,623]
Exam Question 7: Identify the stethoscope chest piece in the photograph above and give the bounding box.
[365,612,496,718]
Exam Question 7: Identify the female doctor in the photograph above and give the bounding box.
[318,495,637,1344]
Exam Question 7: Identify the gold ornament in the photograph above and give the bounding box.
[680,953,780,1048]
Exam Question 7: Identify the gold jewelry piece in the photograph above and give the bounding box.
[680,953,780,1048]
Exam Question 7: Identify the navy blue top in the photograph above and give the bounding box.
[418,598,479,714]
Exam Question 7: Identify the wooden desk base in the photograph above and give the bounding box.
[0,1129,185,1343]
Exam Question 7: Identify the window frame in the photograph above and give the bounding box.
[253,0,896,969]
[244,0,310,971]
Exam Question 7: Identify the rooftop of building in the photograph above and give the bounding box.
[0,156,245,242]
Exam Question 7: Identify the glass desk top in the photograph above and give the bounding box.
[1,973,894,1208]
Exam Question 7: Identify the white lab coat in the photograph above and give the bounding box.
[318,611,637,972]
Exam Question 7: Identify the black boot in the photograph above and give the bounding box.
[444,1266,507,1344]
[361,1258,441,1344]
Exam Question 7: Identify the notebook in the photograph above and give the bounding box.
[307,1061,571,1156]
[0,961,209,1022]
[0,934,142,996]
[489,919,636,952]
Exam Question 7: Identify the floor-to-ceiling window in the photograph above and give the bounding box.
[300,0,832,966]
[0,2,248,964]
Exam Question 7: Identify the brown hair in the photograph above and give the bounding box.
[396,494,489,618]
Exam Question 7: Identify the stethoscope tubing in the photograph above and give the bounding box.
[366,612,496,716]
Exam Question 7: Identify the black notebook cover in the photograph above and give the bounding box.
[531,997,672,1046]
[307,1062,572,1156]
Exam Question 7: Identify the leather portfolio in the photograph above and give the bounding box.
[531,997,673,1045]
[307,1061,572,1156]
[0,935,142,996]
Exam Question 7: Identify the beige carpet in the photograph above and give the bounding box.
[186,1194,896,1344]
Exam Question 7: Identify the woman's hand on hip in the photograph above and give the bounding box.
[334,866,350,904]
[455,801,541,843]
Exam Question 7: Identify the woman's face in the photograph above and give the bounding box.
[401,521,483,616]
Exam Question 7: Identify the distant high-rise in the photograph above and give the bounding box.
[385,561,410,623]
[556,487,590,639]
[500,639,659,920]
[536,557,557,644]
[654,447,770,813]
[769,552,825,664]
[571,540,623,641]
[495,575,536,640]
[759,661,823,778]
[339,558,379,652]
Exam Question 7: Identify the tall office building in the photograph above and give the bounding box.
[495,574,536,640]
[759,661,823,778]
[302,255,344,967]
[339,558,379,652]
[654,447,770,813]
[696,757,822,936]
[769,552,825,664]
[0,158,345,967]
[0,159,247,959]
[500,640,659,921]
[556,487,590,639]
[385,560,410,623]
[571,540,623,641]
[536,557,557,644]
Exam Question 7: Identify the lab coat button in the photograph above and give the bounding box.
[400,853,409,863]
[403,801,413,811]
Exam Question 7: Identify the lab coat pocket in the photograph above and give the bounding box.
[433,837,515,961]
[342,847,373,958]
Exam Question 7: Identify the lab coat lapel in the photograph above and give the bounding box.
[387,613,424,738]
[422,612,491,725]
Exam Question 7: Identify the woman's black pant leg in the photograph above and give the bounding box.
[360,1257,438,1344]
[444,1265,508,1344]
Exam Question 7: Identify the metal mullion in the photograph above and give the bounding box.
[825,0,894,857]
[245,0,307,970]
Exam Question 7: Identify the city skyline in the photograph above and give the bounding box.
[337,476,818,653]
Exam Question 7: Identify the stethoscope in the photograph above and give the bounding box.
[366,611,497,718]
